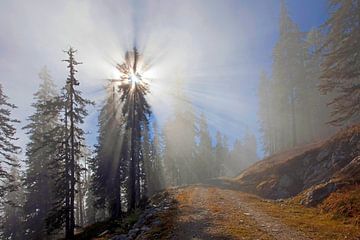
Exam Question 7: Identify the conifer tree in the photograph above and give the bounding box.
[1,158,24,240]
[56,47,93,239]
[320,0,360,125]
[258,71,275,155]
[143,121,165,196]
[0,84,20,204]
[272,0,306,150]
[304,29,336,137]
[150,121,165,192]
[116,47,151,210]
[23,67,62,239]
[258,1,336,155]
[214,132,224,177]
[197,113,213,180]
[163,82,197,186]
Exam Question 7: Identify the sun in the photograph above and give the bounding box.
[129,73,142,89]
[109,48,142,86]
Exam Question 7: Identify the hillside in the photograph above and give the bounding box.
[234,124,360,205]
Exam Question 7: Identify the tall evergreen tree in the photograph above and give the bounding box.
[0,84,20,205]
[196,113,213,180]
[304,29,336,138]
[242,131,258,166]
[272,0,306,150]
[214,131,228,177]
[1,158,24,240]
[150,121,165,192]
[90,82,125,219]
[163,81,198,186]
[258,1,336,155]
[225,139,244,177]
[117,47,151,210]
[23,67,62,239]
[62,47,93,239]
[258,71,276,155]
[320,0,360,125]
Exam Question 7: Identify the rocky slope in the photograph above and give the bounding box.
[235,124,360,205]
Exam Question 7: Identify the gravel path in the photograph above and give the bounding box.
[170,185,311,240]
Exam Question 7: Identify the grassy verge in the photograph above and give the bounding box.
[241,193,360,240]
[320,185,360,226]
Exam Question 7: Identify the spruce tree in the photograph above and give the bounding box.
[23,67,62,239]
[142,121,165,196]
[272,0,306,150]
[90,82,126,219]
[258,71,275,155]
[163,82,197,186]
[116,47,151,210]
[150,121,164,192]
[196,113,213,180]
[214,131,227,177]
[54,47,93,239]
[0,84,20,204]
[320,0,360,125]
[1,158,24,240]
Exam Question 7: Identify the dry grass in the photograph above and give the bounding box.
[320,185,360,226]
[241,193,360,240]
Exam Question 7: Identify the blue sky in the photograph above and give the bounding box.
[0,0,328,158]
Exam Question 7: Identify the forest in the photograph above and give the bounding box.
[0,0,359,239]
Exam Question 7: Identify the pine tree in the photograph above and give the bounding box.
[258,1,336,155]
[23,67,62,239]
[142,123,152,196]
[320,0,360,125]
[89,78,130,220]
[225,139,244,177]
[304,29,336,138]
[1,158,24,240]
[150,121,165,192]
[0,84,20,204]
[75,145,91,227]
[242,131,258,167]
[56,47,93,239]
[214,131,227,177]
[163,81,197,186]
[196,113,213,180]
[258,71,275,155]
[142,120,165,196]
[117,47,151,210]
[272,0,306,150]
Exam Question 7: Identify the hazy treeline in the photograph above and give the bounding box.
[258,0,360,156]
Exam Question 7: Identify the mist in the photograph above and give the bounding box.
[0,0,282,156]
[2,0,359,239]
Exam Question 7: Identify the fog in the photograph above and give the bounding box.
[0,0,281,155]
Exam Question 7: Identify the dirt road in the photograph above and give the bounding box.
[169,185,310,240]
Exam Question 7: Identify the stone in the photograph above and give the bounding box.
[111,234,128,240]
[278,175,293,188]
[303,182,337,206]
[141,225,150,231]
